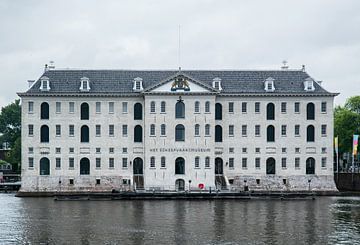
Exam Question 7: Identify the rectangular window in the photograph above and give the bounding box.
[109,102,114,114]
[229,158,234,168]
[242,102,247,113]
[55,147,61,154]
[109,158,114,168]
[150,125,155,136]
[28,147,34,154]
[294,102,300,113]
[109,147,114,154]
[281,102,287,113]
[321,102,327,113]
[150,102,156,113]
[96,102,101,113]
[255,102,260,113]
[56,102,61,113]
[150,157,155,168]
[322,147,327,153]
[322,157,327,168]
[295,157,300,169]
[28,124,34,136]
[255,147,260,153]
[69,158,74,168]
[109,125,114,136]
[242,125,247,136]
[28,157,34,168]
[69,125,74,137]
[321,125,327,136]
[122,102,128,113]
[205,158,210,168]
[282,147,287,153]
[229,147,234,153]
[122,158,128,168]
[229,102,234,113]
[122,147,128,153]
[295,147,300,153]
[96,147,101,153]
[96,125,101,137]
[295,125,300,136]
[255,125,260,136]
[122,125,128,137]
[69,102,75,113]
[242,147,247,153]
[69,147,74,153]
[282,158,287,168]
[281,125,287,136]
[229,125,234,136]
[56,158,61,168]
[56,125,61,136]
[242,158,247,168]
[28,101,34,113]
[96,158,101,168]
[255,158,260,169]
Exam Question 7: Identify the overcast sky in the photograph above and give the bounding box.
[0,0,359,109]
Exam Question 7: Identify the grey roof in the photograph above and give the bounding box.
[21,69,336,96]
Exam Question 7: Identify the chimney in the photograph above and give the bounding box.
[317,81,323,85]
[281,60,289,70]
[48,60,55,70]
[302,65,306,72]
[28,80,35,88]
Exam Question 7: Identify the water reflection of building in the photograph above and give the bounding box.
[18,64,338,193]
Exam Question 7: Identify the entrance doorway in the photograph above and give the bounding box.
[133,157,144,189]
[175,179,185,191]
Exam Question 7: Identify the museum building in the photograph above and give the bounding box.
[17,65,338,193]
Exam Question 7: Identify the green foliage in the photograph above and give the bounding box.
[0,99,21,171]
[345,96,360,114]
[0,99,21,147]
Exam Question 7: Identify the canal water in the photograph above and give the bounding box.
[1,194,360,244]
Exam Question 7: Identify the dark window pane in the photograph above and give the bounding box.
[307,103,315,120]
[81,125,89,142]
[266,103,275,120]
[175,157,185,174]
[307,125,315,142]
[80,158,90,175]
[41,102,49,119]
[215,103,222,120]
[40,125,49,142]
[134,103,143,120]
[175,124,185,141]
[134,125,143,142]
[81,103,89,120]
[267,125,275,142]
[175,101,185,118]
[215,125,223,142]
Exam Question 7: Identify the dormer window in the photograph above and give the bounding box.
[40,76,50,91]
[304,78,315,91]
[79,77,90,91]
[264,77,275,92]
[212,78,222,91]
[133,77,143,91]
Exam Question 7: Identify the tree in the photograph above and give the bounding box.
[0,99,21,171]
[345,96,360,114]
[0,99,21,147]
[334,105,360,154]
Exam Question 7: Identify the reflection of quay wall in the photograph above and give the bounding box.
[334,173,360,191]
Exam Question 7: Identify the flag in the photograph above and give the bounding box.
[353,135,359,156]
[334,136,339,155]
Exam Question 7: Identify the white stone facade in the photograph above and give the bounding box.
[18,69,338,192]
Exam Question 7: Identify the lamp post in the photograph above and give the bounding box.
[188,180,192,192]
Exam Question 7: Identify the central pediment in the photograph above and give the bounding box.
[143,72,218,93]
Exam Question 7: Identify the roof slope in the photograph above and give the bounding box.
[23,69,334,95]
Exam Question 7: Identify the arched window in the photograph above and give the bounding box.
[161,156,166,168]
[194,101,200,113]
[161,124,166,136]
[161,101,166,113]
[175,157,185,174]
[176,101,185,118]
[150,124,155,136]
[266,158,276,174]
[205,101,210,113]
[195,156,200,168]
[266,103,275,120]
[205,124,210,136]
[215,103,222,120]
[215,125,223,142]
[307,103,315,120]
[81,125,89,142]
[150,157,155,168]
[150,101,156,113]
[80,103,89,120]
[306,157,315,174]
[80,158,90,175]
[175,124,185,141]
[134,103,143,120]
[40,125,49,143]
[133,157,143,174]
[40,102,49,120]
[40,157,50,175]
[205,157,210,168]
[195,124,200,136]
[134,125,143,142]
[267,125,275,142]
[307,125,315,142]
